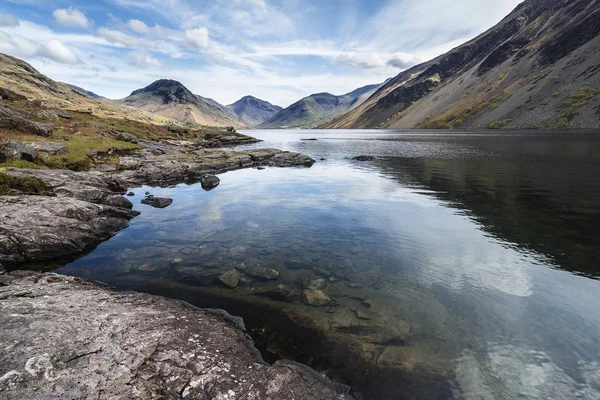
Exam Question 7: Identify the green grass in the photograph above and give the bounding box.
[560,88,600,121]
[0,173,52,196]
[488,119,512,129]
[0,160,42,169]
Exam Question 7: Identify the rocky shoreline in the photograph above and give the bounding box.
[0,271,351,399]
[0,131,356,398]
[0,132,314,268]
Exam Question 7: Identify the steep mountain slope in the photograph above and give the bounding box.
[324,0,600,129]
[227,96,283,127]
[121,80,244,128]
[63,83,104,100]
[260,84,381,129]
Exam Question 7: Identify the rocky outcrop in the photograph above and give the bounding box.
[114,131,139,144]
[0,271,352,400]
[116,143,315,186]
[0,196,138,267]
[0,140,38,162]
[29,142,69,156]
[0,103,54,137]
[0,88,27,102]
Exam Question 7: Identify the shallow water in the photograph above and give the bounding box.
[58,130,600,399]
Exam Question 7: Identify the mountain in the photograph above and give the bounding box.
[63,83,104,100]
[121,79,244,128]
[259,83,381,129]
[227,96,283,127]
[323,0,600,130]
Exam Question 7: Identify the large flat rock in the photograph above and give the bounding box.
[0,271,352,399]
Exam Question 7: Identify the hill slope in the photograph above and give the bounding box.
[121,80,244,128]
[227,96,282,127]
[0,53,152,122]
[63,83,104,100]
[260,84,381,129]
[323,0,600,130]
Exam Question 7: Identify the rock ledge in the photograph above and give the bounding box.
[0,271,352,399]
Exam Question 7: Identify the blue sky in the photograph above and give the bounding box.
[0,0,523,107]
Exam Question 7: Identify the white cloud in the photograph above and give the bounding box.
[98,28,150,48]
[0,14,19,27]
[128,50,163,68]
[0,32,80,65]
[185,28,208,49]
[127,19,150,35]
[38,39,81,64]
[52,8,90,29]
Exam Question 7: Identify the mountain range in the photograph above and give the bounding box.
[258,84,382,129]
[1,0,598,130]
[323,0,600,129]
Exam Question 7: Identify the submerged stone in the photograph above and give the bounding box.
[302,289,331,306]
[247,266,280,281]
[218,269,242,288]
[256,285,293,301]
[352,155,374,161]
[200,174,220,190]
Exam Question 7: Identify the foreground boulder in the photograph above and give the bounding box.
[0,272,352,400]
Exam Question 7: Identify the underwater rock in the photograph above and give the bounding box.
[218,269,242,288]
[302,289,331,306]
[247,266,280,281]
[255,285,293,301]
[301,276,327,290]
[141,195,173,208]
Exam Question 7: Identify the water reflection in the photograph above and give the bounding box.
[56,130,600,399]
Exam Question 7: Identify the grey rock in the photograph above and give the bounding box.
[257,166,266,170]
[218,269,243,288]
[114,131,139,144]
[141,195,173,209]
[302,289,332,306]
[126,192,135,196]
[1,140,38,162]
[0,103,54,137]
[0,88,27,101]
[0,272,353,400]
[247,266,280,281]
[29,141,69,156]
[0,196,138,267]
[352,155,374,161]
[266,151,316,167]
[103,195,134,209]
[37,109,71,119]
[200,173,220,190]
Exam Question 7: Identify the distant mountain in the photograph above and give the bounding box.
[227,96,283,127]
[121,79,244,128]
[323,0,600,129]
[259,84,381,129]
[64,83,104,100]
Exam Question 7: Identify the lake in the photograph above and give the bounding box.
[57,130,600,400]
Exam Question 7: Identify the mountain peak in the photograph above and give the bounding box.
[227,96,283,127]
[129,79,197,105]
